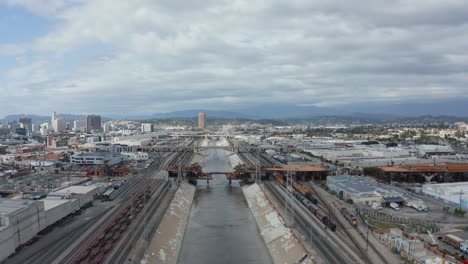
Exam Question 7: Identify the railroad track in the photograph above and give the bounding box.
[264,181,362,264]
[103,181,171,264]
[62,180,165,264]
[17,209,111,264]
[305,182,392,264]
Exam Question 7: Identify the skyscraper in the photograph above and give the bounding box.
[198,112,206,129]
[51,112,57,123]
[53,118,66,132]
[86,115,102,132]
[19,117,32,132]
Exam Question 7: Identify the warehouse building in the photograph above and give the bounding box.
[373,163,468,183]
[327,175,411,206]
[70,152,128,166]
[0,199,46,261]
[121,152,149,161]
[41,198,80,227]
[47,185,99,208]
[422,182,468,209]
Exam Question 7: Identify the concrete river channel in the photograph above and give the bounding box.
[178,140,273,264]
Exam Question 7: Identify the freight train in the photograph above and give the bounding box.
[275,174,336,231]
[305,199,337,231]
[340,207,357,226]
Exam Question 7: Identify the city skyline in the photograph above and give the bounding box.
[1,1,468,116]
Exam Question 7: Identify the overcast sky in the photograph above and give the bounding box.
[1,0,468,116]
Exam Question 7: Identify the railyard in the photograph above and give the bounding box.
[2,134,468,264]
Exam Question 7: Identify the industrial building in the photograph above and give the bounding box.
[373,163,468,183]
[422,182,468,209]
[0,183,103,261]
[70,152,128,166]
[327,175,414,206]
[121,152,149,161]
[47,185,99,208]
[0,199,46,261]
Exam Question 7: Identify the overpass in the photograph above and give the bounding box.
[135,145,299,153]
[171,133,235,139]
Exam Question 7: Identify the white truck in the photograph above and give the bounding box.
[411,204,428,211]
[372,202,383,210]
[461,241,468,254]
[390,202,400,211]
[411,204,422,211]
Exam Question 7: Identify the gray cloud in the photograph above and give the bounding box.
[1,0,468,116]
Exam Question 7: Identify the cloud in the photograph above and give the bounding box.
[1,0,468,116]
[4,0,79,17]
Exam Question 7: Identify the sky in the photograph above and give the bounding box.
[1,0,468,117]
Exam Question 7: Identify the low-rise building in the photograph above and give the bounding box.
[422,182,468,209]
[0,199,46,261]
[70,152,128,166]
[327,175,410,206]
[121,152,149,161]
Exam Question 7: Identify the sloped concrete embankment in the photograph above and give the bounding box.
[243,183,315,264]
[141,182,196,264]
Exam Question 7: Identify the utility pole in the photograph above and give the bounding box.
[285,162,295,227]
[457,189,465,209]
[256,149,261,184]
[366,227,370,252]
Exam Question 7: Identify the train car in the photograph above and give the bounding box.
[305,192,318,204]
[275,174,285,185]
[101,188,115,201]
[293,190,307,201]
[302,199,313,208]
[307,203,320,215]
[324,218,337,231]
[340,208,357,226]
[315,209,329,223]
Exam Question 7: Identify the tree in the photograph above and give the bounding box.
[339,191,344,198]
[454,208,466,217]
[363,167,377,175]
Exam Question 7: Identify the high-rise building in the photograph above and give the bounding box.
[86,115,102,132]
[198,112,207,129]
[19,117,32,132]
[103,123,113,133]
[73,120,86,132]
[31,123,39,132]
[141,123,154,133]
[51,112,57,123]
[53,118,66,132]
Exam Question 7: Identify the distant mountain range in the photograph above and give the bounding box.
[1,99,467,122]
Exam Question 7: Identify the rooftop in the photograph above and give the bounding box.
[41,198,74,211]
[72,152,109,157]
[328,175,405,198]
[0,198,41,217]
[378,162,468,173]
[265,164,327,172]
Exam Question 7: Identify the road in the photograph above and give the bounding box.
[178,140,273,264]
